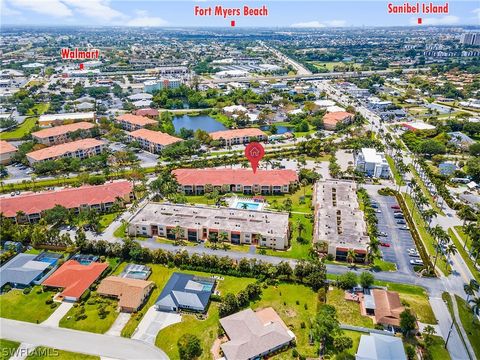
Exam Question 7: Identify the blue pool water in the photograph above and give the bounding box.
[202,283,214,292]
[236,201,260,210]
[38,257,59,265]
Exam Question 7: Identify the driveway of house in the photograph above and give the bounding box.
[132,306,181,344]
[41,302,74,328]
[106,313,131,337]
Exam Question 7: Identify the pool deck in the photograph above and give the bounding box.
[228,196,266,211]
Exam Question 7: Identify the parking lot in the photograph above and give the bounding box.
[368,191,420,275]
[108,142,159,168]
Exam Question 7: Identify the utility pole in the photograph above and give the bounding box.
[444,320,454,349]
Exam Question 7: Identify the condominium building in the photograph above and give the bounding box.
[32,122,95,146]
[0,181,133,223]
[115,114,157,131]
[322,111,353,130]
[354,148,391,179]
[26,138,106,165]
[127,128,182,153]
[172,168,298,195]
[313,180,369,262]
[460,32,480,46]
[128,203,290,250]
[210,128,267,147]
[38,112,95,127]
[0,140,17,165]
[144,79,181,93]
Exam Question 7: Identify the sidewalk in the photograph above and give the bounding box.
[41,302,74,328]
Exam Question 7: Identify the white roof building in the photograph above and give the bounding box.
[402,122,436,131]
[327,105,346,113]
[314,100,336,107]
[356,333,406,360]
[355,148,390,179]
[223,105,247,114]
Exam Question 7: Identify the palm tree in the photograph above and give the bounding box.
[445,243,457,261]
[346,249,356,266]
[423,209,437,227]
[468,297,480,324]
[297,221,305,237]
[218,231,229,244]
[241,203,249,210]
[172,225,183,245]
[464,280,479,302]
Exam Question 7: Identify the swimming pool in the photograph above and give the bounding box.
[200,282,215,292]
[236,201,260,210]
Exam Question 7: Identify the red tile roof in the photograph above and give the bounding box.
[26,138,105,161]
[210,128,267,141]
[117,114,156,127]
[129,128,182,147]
[0,141,17,155]
[323,111,353,126]
[32,122,95,139]
[372,289,405,327]
[0,181,133,217]
[172,168,298,186]
[42,260,109,300]
[134,108,159,117]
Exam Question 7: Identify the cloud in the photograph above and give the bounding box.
[412,15,459,25]
[1,0,21,16]
[9,0,72,17]
[291,20,346,28]
[62,0,125,21]
[126,10,168,27]
[473,8,480,22]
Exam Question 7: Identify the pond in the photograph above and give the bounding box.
[260,125,292,134]
[173,114,227,133]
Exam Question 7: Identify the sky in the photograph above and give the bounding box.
[1,0,479,28]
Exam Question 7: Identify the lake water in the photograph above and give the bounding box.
[260,125,291,134]
[173,115,226,133]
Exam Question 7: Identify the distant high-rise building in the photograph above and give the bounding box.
[460,33,480,46]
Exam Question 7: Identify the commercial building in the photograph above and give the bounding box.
[401,122,435,131]
[42,260,109,301]
[128,203,290,249]
[26,138,106,165]
[127,128,182,153]
[209,128,267,147]
[38,112,95,127]
[144,79,181,93]
[0,252,62,289]
[97,276,154,312]
[155,272,215,313]
[172,168,298,195]
[313,180,369,262]
[220,307,296,360]
[115,114,157,131]
[354,148,390,179]
[0,140,17,165]
[32,122,95,146]
[0,181,133,223]
[356,333,406,360]
[322,111,353,130]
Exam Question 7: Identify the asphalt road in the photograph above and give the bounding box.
[0,318,168,360]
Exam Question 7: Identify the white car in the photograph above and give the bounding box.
[410,259,423,266]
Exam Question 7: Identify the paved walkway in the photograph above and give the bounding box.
[41,302,74,327]
[105,313,131,337]
[417,322,443,338]
[451,294,476,360]
[132,307,181,345]
[0,318,168,360]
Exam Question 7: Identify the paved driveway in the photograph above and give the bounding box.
[41,302,74,327]
[0,318,168,360]
[105,312,131,337]
[132,306,181,345]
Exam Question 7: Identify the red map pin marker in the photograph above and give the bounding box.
[245,142,265,174]
[79,63,84,70]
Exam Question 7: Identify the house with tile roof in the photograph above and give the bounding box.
[322,111,353,130]
[127,128,182,153]
[32,122,95,146]
[26,138,106,164]
[42,260,109,301]
[97,276,154,312]
[0,140,17,165]
[220,307,296,360]
[361,289,406,330]
[0,181,133,223]
[115,114,156,131]
[172,168,298,195]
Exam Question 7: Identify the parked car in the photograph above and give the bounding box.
[391,205,400,209]
[399,226,410,230]
[394,214,404,219]
[371,204,378,209]
[410,259,423,266]
[379,232,388,237]
[409,252,420,258]
[375,209,382,213]
[393,210,403,214]
[380,242,390,247]
[396,219,406,224]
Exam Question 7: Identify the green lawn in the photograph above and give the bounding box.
[455,295,480,359]
[448,228,480,283]
[454,226,475,253]
[403,194,450,276]
[26,347,99,360]
[400,293,437,324]
[386,155,405,186]
[308,61,361,72]
[121,264,255,338]
[0,339,20,360]
[0,117,38,140]
[59,294,118,334]
[113,222,127,238]
[372,258,397,271]
[0,287,57,323]
[327,288,374,328]
[341,330,366,358]
[27,103,50,116]
[427,335,451,360]
[98,212,120,232]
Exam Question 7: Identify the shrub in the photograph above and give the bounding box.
[50,303,57,309]
[318,288,327,303]
[359,272,375,288]
[210,294,222,302]
[337,272,358,290]
[3,284,12,293]
[296,300,300,305]
[300,321,306,329]
[23,287,31,295]
[36,288,43,294]
[177,334,202,360]
[292,348,299,358]
[45,298,53,305]
[304,303,308,310]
